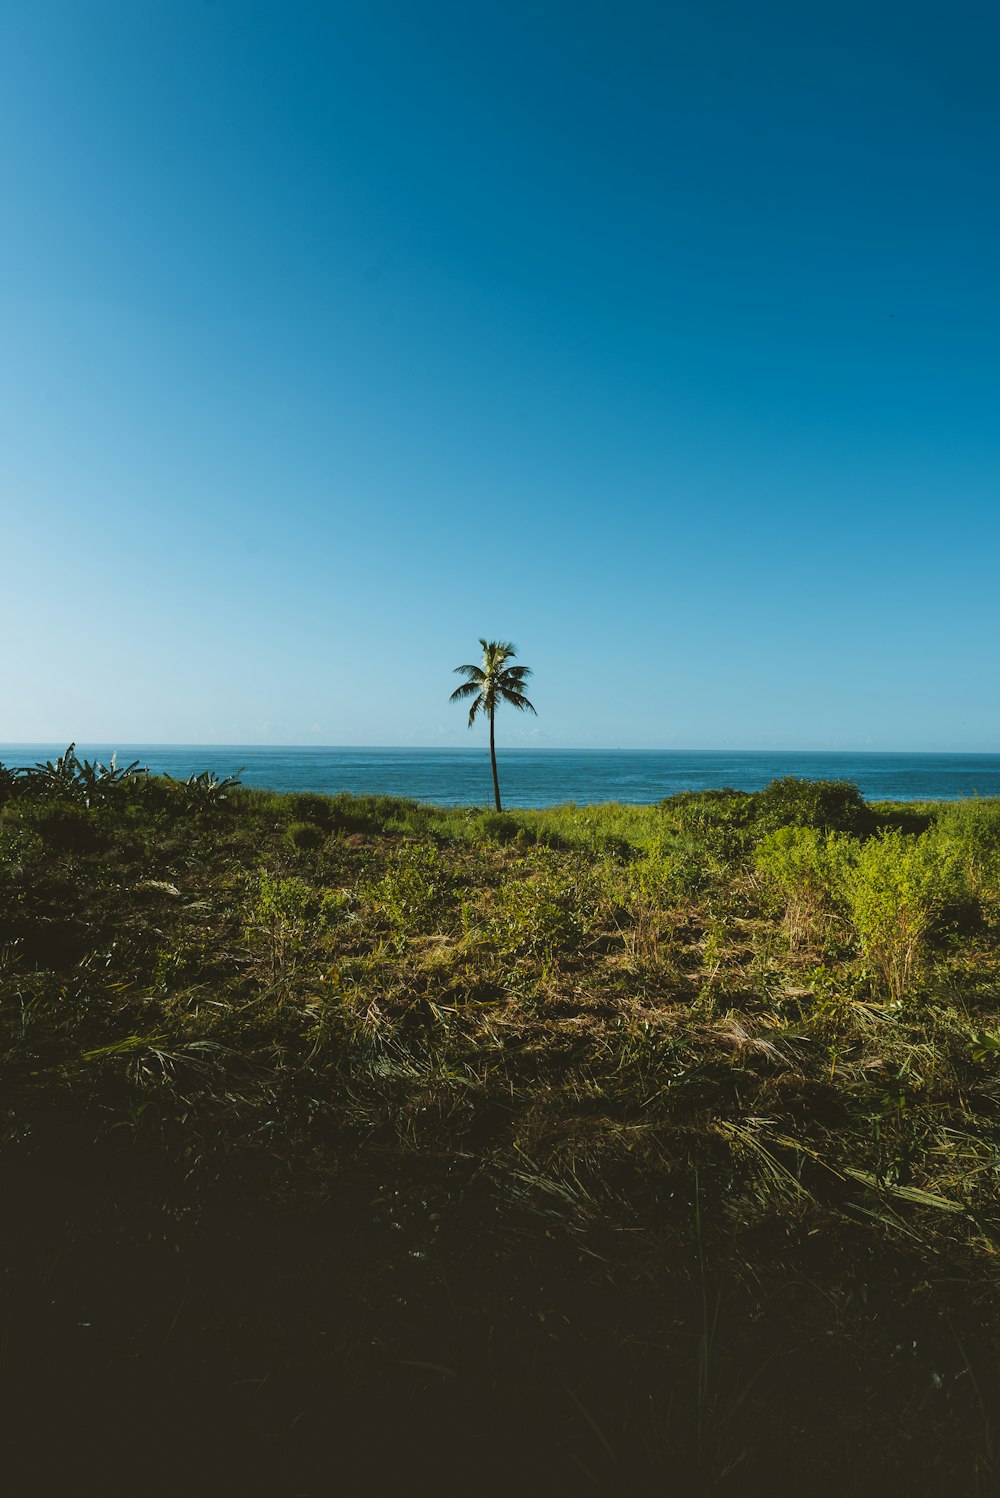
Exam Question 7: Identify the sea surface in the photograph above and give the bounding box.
[3,746,1000,807]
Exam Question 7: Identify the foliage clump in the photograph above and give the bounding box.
[754,775,874,836]
[285,818,326,853]
[842,828,965,1001]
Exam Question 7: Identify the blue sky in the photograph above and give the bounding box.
[2,0,998,749]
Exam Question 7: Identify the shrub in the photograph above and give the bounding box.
[286,820,326,853]
[598,833,636,864]
[754,778,873,837]
[23,801,100,853]
[842,830,962,1001]
[935,799,1000,899]
[660,790,756,859]
[655,794,757,877]
[325,793,428,836]
[163,770,242,818]
[754,827,856,950]
[284,792,336,829]
[475,810,522,845]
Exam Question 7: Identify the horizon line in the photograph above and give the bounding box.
[2,743,999,756]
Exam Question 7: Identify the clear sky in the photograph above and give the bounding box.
[2,0,998,750]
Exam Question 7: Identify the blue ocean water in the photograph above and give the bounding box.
[3,746,999,807]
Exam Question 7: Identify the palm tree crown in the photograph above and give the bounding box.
[450,640,536,811]
[450,640,536,726]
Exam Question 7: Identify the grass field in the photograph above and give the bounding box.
[1,758,998,1495]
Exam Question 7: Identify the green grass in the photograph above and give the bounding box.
[1,770,999,1495]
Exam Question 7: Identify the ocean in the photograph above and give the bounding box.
[3,746,999,807]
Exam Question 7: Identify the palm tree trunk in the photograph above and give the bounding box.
[489,706,502,812]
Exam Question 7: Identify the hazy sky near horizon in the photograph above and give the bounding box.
[2,1,998,750]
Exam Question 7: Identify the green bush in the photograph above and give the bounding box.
[660,789,756,859]
[474,810,523,845]
[286,820,326,853]
[754,827,856,949]
[324,792,429,835]
[842,829,962,1001]
[754,777,873,837]
[23,801,100,853]
[284,792,336,829]
[598,833,636,864]
[935,798,1000,901]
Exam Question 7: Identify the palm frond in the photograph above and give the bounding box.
[449,681,481,703]
[501,690,537,715]
[481,639,516,663]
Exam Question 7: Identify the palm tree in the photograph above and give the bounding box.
[450,640,536,812]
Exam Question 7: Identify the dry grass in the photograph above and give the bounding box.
[0,777,998,1494]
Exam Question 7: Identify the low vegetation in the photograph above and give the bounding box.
[1,755,998,1494]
